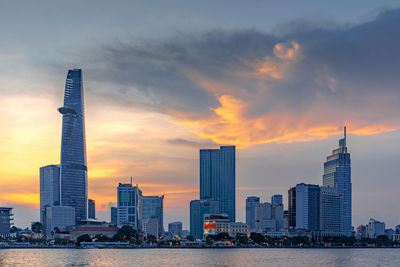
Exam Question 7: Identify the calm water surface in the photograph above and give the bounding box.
[0,248,399,266]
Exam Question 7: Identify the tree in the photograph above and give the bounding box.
[250,232,264,245]
[112,225,138,242]
[31,222,43,234]
[236,233,249,245]
[76,234,92,246]
[185,235,195,241]
[95,234,110,242]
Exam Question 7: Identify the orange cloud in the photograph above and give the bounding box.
[254,60,285,79]
[169,94,397,149]
[274,41,300,59]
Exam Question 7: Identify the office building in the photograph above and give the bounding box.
[168,221,183,237]
[110,207,117,224]
[271,195,283,206]
[190,199,220,239]
[39,165,60,224]
[200,146,236,222]
[288,187,296,228]
[295,183,320,231]
[142,195,164,235]
[323,127,352,235]
[229,222,250,238]
[88,199,95,219]
[117,183,142,230]
[44,206,75,238]
[367,218,385,238]
[143,217,159,237]
[246,196,260,232]
[59,69,88,224]
[357,225,367,239]
[200,149,220,200]
[254,201,284,233]
[319,186,342,233]
[0,208,13,238]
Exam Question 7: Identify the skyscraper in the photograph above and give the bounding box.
[59,69,88,224]
[200,149,220,200]
[271,194,283,206]
[142,195,164,235]
[117,183,142,230]
[199,146,235,222]
[295,183,320,231]
[246,196,260,232]
[288,186,296,228]
[88,199,95,219]
[219,146,236,222]
[323,126,352,235]
[40,164,60,224]
[320,186,342,233]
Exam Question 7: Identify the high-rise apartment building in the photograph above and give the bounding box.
[190,199,220,239]
[142,195,164,235]
[288,187,296,228]
[117,183,142,230]
[246,196,260,232]
[40,165,60,224]
[88,199,95,219]
[59,69,88,224]
[199,146,235,222]
[320,186,342,233]
[323,127,352,235]
[295,183,320,231]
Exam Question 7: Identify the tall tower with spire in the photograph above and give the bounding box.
[322,126,352,235]
[58,69,88,224]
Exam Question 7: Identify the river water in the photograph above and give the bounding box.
[0,248,399,266]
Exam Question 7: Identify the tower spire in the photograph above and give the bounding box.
[344,126,347,145]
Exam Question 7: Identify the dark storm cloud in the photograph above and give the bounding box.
[85,8,400,125]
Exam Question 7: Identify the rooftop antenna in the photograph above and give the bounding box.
[344,126,347,144]
[130,176,132,185]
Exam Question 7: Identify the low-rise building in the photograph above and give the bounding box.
[203,214,230,238]
[228,222,249,238]
[392,234,400,242]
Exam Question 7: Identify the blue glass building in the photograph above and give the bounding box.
[39,164,60,224]
[199,146,235,222]
[190,199,220,239]
[323,127,352,235]
[59,69,88,224]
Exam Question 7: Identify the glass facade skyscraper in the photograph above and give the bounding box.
[142,195,164,235]
[59,69,88,224]
[199,146,236,222]
[245,196,260,232]
[39,164,60,225]
[295,183,320,231]
[323,127,352,235]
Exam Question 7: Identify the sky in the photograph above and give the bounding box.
[1,0,400,230]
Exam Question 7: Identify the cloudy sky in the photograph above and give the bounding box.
[1,0,400,229]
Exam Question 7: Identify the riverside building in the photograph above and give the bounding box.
[59,69,88,224]
[323,127,352,235]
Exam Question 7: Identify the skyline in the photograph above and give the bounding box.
[1,1,400,230]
